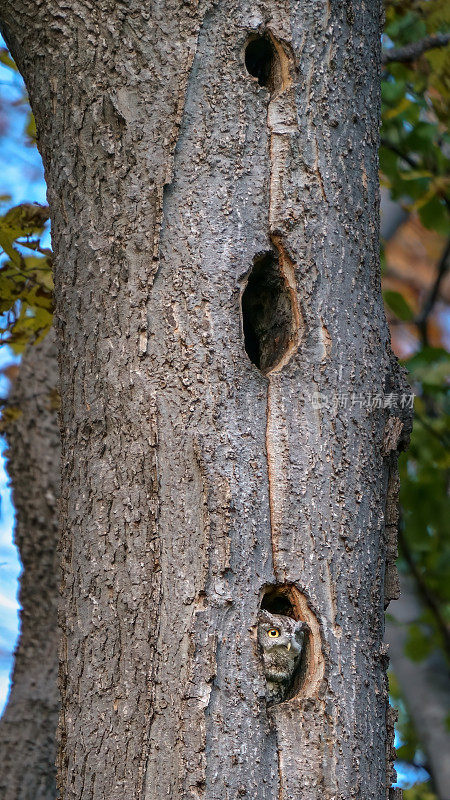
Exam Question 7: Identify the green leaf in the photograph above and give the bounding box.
[418,196,450,236]
[383,290,414,321]
[0,202,53,350]
[0,48,17,71]
[1,203,49,237]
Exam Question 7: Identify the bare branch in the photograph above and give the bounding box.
[382,33,450,65]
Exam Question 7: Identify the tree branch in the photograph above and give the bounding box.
[382,33,450,65]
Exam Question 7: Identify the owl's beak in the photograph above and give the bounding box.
[287,642,291,651]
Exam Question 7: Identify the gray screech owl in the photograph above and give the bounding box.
[258,609,308,705]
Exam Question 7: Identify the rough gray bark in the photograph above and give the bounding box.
[0,330,59,800]
[0,1,411,798]
[386,575,450,800]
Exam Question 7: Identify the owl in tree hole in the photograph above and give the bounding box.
[258,609,308,705]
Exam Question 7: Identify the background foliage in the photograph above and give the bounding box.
[0,1,449,797]
[381,2,449,796]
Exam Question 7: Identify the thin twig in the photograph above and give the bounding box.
[382,33,450,65]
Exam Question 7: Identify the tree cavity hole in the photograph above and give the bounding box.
[260,585,296,618]
[241,250,296,374]
[259,584,325,701]
[245,36,276,88]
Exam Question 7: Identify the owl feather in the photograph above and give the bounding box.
[257,609,308,705]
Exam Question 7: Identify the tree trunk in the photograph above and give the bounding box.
[1,2,411,798]
[0,330,59,800]
[386,575,450,800]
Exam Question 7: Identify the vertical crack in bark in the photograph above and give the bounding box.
[266,380,287,581]
[262,32,301,585]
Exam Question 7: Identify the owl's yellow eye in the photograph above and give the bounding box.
[268,628,280,638]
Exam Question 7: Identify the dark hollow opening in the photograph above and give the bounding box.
[260,586,296,618]
[245,36,275,88]
[241,251,295,374]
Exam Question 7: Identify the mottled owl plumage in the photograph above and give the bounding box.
[258,609,308,705]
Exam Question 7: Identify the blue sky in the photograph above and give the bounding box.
[0,412,20,712]
[0,35,45,712]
